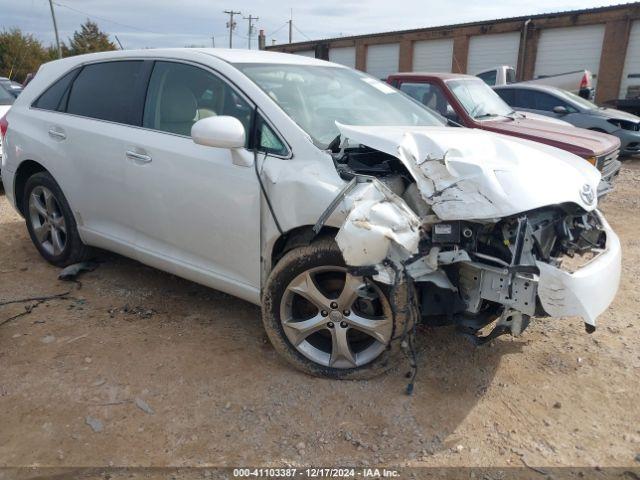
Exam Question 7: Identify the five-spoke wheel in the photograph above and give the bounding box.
[262,237,409,379]
[23,171,92,267]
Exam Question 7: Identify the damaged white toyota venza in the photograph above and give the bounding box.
[1,50,621,378]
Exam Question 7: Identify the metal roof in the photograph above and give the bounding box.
[266,2,640,49]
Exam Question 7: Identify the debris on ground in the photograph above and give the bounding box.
[58,261,98,281]
[85,416,104,433]
[135,397,155,415]
[108,305,156,319]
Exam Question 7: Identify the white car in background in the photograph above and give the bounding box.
[0,49,621,378]
[0,84,15,177]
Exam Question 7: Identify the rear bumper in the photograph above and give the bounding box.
[536,211,621,326]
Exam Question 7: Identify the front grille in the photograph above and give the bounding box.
[596,149,621,181]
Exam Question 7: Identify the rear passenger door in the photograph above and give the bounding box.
[120,60,262,293]
[52,60,150,248]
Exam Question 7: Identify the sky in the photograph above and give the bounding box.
[1,0,638,50]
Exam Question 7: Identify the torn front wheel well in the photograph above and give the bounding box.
[271,225,340,269]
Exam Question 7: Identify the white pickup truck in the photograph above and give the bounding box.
[476,65,595,99]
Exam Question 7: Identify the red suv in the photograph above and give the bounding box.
[387,73,621,188]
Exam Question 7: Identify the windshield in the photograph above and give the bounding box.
[0,85,14,105]
[553,88,597,110]
[236,63,444,148]
[447,78,514,119]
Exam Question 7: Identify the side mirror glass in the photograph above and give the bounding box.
[191,116,245,149]
[553,105,568,115]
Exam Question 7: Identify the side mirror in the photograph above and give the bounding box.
[553,105,568,115]
[191,116,245,149]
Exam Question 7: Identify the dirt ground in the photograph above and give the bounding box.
[0,161,639,471]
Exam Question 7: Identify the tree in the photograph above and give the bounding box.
[68,20,116,55]
[0,29,50,82]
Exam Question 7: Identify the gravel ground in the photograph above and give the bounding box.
[0,160,638,470]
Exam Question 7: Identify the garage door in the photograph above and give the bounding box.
[294,50,315,57]
[467,32,520,75]
[366,43,399,79]
[329,46,356,69]
[412,39,453,72]
[620,20,640,98]
[534,24,605,86]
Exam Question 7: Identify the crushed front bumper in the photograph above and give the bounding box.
[536,211,621,326]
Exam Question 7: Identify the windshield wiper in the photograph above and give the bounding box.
[475,113,498,119]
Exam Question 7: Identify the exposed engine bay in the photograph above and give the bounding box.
[318,124,621,344]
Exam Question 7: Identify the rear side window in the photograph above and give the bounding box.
[33,68,79,111]
[66,61,144,124]
[495,88,515,105]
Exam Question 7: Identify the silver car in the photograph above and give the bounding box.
[494,84,640,157]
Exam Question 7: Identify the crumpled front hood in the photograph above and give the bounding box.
[337,124,601,221]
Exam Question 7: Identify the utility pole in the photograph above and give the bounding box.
[211,35,216,47]
[114,35,124,50]
[244,14,259,50]
[48,0,62,59]
[288,9,293,44]
[224,10,241,48]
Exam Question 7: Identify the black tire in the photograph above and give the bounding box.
[261,236,412,379]
[23,171,93,267]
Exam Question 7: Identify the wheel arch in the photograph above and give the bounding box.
[13,160,49,216]
[270,224,339,270]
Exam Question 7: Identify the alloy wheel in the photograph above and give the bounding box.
[280,266,393,369]
[28,186,67,256]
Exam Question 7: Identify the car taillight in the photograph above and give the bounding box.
[0,114,7,139]
[580,72,590,90]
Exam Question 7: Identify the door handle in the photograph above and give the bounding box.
[48,128,66,140]
[125,150,152,163]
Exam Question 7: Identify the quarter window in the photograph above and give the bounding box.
[32,68,79,111]
[143,61,252,140]
[66,61,144,124]
[257,116,288,156]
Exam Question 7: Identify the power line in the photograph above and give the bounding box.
[292,24,312,41]
[264,22,288,38]
[52,1,164,35]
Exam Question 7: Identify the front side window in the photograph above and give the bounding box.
[530,91,575,112]
[399,82,453,119]
[143,61,252,139]
[66,61,144,124]
[236,64,444,149]
[447,78,514,119]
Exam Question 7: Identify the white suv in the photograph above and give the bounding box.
[0,49,621,378]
